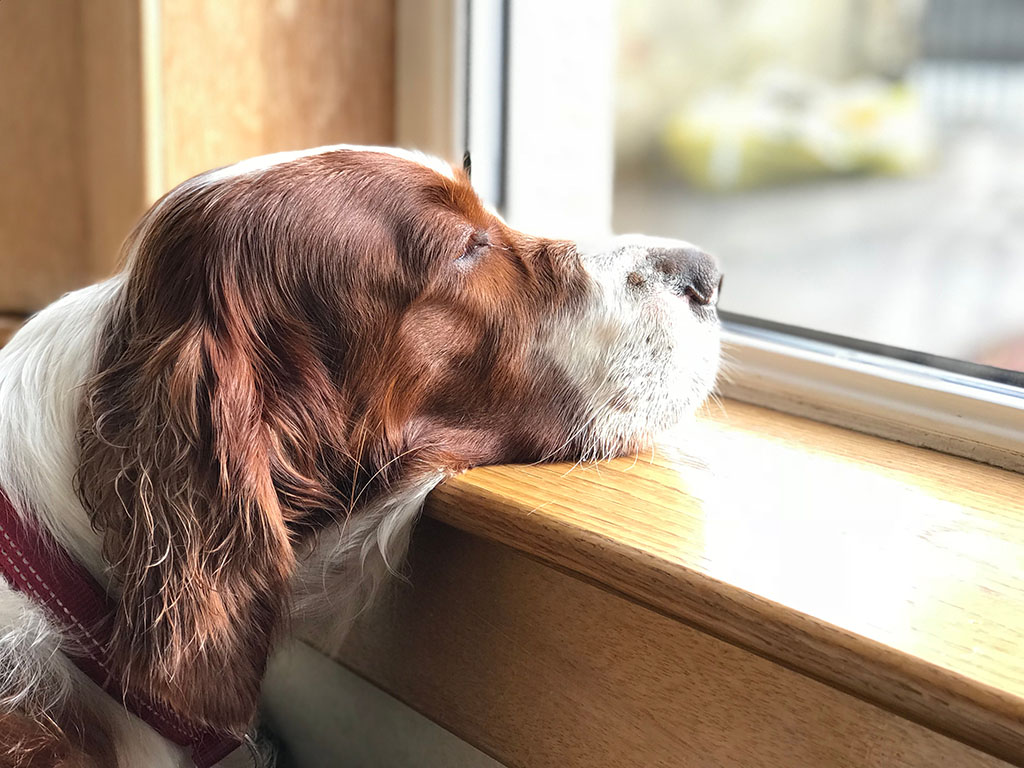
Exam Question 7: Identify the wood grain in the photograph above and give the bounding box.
[0,2,89,311]
[79,0,148,280]
[1,1,395,312]
[159,0,396,190]
[335,519,1014,768]
[422,399,1024,764]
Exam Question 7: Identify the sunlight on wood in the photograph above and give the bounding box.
[427,399,1024,760]
[662,405,1024,694]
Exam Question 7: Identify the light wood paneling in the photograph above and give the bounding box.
[0,317,22,348]
[394,0,461,158]
[79,0,147,280]
[0,3,89,311]
[160,0,396,189]
[421,399,1024,763]
[335,519,1013,768]
[0,2,147,304]
[1,1,395,312]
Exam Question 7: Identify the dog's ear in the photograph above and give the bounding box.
[78,313,294,733]
[75,200,313,734]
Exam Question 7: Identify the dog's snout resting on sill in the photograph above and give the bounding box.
[0,145,721,767]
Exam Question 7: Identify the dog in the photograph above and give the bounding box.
[0,145,721,766]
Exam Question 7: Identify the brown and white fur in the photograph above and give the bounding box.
[0,146,720,766]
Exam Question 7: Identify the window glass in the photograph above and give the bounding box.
[613,0,1024,373]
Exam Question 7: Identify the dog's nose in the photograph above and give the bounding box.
[651,247,721,307]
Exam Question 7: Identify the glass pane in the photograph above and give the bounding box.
[613,0,1024,374]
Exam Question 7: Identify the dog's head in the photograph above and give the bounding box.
[76,146,720,733]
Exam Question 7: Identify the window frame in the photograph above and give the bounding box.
[396,0,1024,473]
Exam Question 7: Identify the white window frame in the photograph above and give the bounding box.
[396,0,1024,473]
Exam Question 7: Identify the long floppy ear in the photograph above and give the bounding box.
[77,308,294,733]
[69,180,324,734]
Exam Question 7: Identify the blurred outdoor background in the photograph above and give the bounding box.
[612,0,1024,371]
[2,0,1022,374]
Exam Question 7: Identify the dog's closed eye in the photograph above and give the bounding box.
[457,230,490,263]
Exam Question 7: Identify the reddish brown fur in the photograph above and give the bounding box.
[0,702,115,768]
[74,151,592,739]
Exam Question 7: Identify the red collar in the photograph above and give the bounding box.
[0,488,241,767]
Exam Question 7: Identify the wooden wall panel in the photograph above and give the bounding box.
[80,1,147,280]
[335,520,1013,768]
[0,3,89,312]
[1,1,395,312]
[160,0,396,189]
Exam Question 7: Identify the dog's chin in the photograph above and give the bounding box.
[561,313,722,463]
[583,363,721,462]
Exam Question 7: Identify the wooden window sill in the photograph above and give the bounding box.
[331,399,1024,767]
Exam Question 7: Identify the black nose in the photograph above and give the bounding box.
[651,247,721,307]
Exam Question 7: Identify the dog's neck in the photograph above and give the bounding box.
[0,279,124,584]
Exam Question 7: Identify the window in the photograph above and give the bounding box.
[400,0,1024,470]
[613,0,1024,374]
